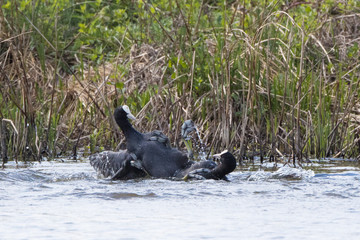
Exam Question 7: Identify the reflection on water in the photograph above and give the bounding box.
[1,159,360,240]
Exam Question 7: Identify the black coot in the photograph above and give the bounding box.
[114,105,188,178]
[176,150,237,180]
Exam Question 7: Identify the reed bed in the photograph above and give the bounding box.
[1,0,360,164]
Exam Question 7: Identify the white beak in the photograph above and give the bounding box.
[213,149,229,158]
[122,105,136,120]
[127,112,136,120]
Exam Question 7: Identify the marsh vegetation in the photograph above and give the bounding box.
[1,0,360,164]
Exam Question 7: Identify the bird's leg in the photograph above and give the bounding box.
[128,152,151,177]
[182,168,211,181]
[181,120,197,159]
[183,139,194,160]
[181,120,196,140]
[111,159,132,180]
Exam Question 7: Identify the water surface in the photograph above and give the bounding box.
[1,159,360,240]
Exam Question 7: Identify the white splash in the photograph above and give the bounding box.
[248,166,315,181]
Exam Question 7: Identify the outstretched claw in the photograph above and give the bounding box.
[181,120,197,159]
[182,168,212,181]
[145,130,171,148]
[111,157,150,180]
[130,159,144,171]
[111,158,133,180]
[181,120,196,140]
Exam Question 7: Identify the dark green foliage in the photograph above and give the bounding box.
[1,0,360,162]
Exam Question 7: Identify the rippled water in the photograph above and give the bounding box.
[1,159,360,240]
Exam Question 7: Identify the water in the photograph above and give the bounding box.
[1,159,360,240]
[194,127,207,161]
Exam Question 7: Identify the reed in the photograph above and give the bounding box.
[1,0,360,163]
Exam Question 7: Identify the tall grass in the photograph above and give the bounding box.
[1,0,360,163]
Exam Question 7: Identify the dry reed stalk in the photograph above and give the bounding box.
[1,120,8,165]
[265,40,276,161]
[1,1,359,162]
[296,24,305,162]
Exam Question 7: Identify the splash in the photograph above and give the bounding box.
[194,127,207,161]
[272,166,315,180]
[248,166,315,181]
[181,119,208,161]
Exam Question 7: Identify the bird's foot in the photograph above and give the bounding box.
[181,120,196,140]
[130,159,144,170]
[182,168,211,181]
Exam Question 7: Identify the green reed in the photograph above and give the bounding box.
[1,0,360,163]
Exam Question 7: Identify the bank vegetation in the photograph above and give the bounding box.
[1,0,360,165]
